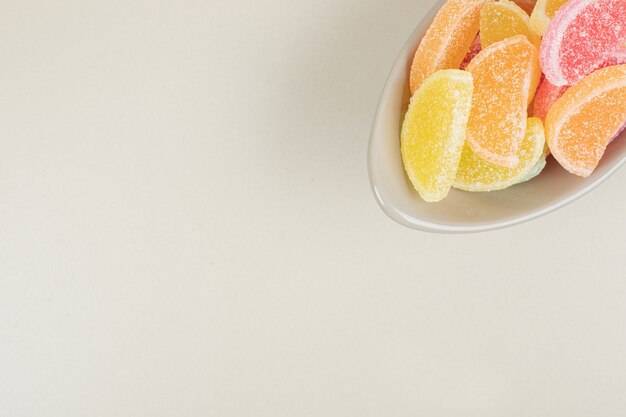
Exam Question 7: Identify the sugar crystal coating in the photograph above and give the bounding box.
[401,70,474,202]
[480,0,541,48]
[603,47,626,66]
[466,35,541,167]
[409,0,488,94]
[613,121,626,141]
[479,0,542,103]
[533,77,568,120]
[546,65,626,177]
[540,0,626,86]
[454,118,546,191]
[519,151,548,183]
[534,48,626,120]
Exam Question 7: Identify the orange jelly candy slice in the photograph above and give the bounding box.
[409,0,488,94]
[546,64,626,177]
[466,35,541,167]
[480,0,540,48]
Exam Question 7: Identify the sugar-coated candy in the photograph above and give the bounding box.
[454,118,546,191]
[401,70,474,202]
[409,0,487,94]
[466,35,541,168]
[460,35,482,70]
[479,0,542,101]
[400,0,626,200]
[480,0,540,48]
[541,0,626,86]
[519,150,548,183]
[546,65,626,177]
[534,48,626,120]
[533,77,567,120]
[529,0,569,35]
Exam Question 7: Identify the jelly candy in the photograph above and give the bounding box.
[529,0,569,35]
[401,0,626,198]
[454,118,546,191]
[519,150,548,183]
[401,70,474,202]
[409,0,487,94]
[460,35,482,70]
[540,0,626,86]
[479,0,542,103]
[546,65,626,177]
[534,48,626,120]
[466,35,541,167]
[533,77,567,120]
[480,0,540,48]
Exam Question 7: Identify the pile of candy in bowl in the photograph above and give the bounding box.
[402,0,626,202]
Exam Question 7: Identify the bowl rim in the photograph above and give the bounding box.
[367,0,626,234]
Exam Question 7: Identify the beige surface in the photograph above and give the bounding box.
[1,0,626,415]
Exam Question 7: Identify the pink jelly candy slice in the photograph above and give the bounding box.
[533,77,568,120]
[541,0,626,86]
[460,35,482,69]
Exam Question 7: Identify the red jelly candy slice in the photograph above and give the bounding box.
[541,0,626,86]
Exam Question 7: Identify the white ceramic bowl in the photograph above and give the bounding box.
[368,0,626,233]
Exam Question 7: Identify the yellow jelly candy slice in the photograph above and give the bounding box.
[480,0,541,48]
[401,70,474,202]
[529,0,569,36]
[518,147,548,183]
[454,117,546,191]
